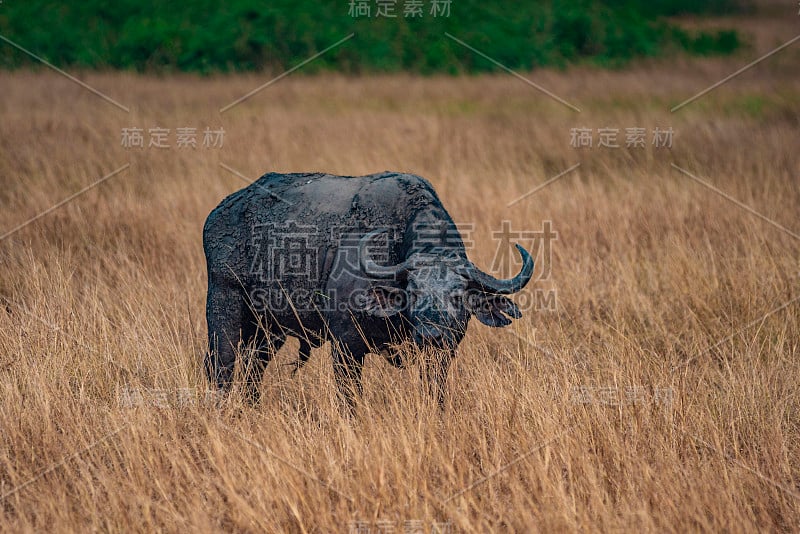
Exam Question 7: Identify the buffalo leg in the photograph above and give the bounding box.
[290,338,313,376]
[423,350,452,408]
[380,346,406,369]
[331,341,366,414]
[243,329,285,403]
[205,279,247,391]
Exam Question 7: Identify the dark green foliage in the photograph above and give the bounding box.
[0,0,746,73]
[614,0,753,17]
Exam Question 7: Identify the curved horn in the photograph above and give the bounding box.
[359,229,412,279]
[466,244,534,294]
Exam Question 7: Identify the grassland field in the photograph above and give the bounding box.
[1,10,799,533]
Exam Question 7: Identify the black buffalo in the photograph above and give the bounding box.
[203,171,533,407]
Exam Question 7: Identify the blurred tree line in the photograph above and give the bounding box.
[0,0,746,73]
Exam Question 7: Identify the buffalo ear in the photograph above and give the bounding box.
[469,294,522,328]
[359,286,407,317]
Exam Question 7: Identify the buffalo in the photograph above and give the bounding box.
[203,171,533,408]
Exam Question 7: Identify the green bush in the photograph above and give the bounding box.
[0,0,746,73]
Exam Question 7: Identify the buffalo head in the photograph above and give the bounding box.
[358,229,534,349]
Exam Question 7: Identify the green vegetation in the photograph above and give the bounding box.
[0,0,746,73]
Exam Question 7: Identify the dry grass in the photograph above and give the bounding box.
[1,24,800,532]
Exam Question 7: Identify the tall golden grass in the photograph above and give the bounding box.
[1,33,799,531]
